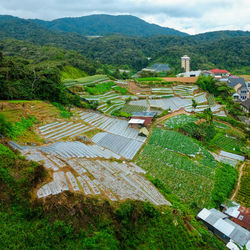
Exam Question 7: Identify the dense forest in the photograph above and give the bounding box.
[0,15,250,72]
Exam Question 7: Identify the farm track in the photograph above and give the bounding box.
[231,162,246,201]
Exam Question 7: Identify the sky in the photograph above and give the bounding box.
[0,0,250,34]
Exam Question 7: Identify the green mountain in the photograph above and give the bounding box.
[0,15,250,72]
[30,14,188,37]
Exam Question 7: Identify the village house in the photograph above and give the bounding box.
[210,69,230,79]
[227,76,248,101]
[197,208,250,249]
[222,202,250,231]
[131,111,157,126]
[241,99,250,113]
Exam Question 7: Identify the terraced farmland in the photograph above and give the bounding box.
[137,128,218,206]
[120,104,147,113]
[210,133,245,154]
[80,111,146,142]
[92,132,143,160]
[64,75,109,87]
[165,114,198,129]
[38,121,93,140]
[137,145,215,206]
[9,141,170,206]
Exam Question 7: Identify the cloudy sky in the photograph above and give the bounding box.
[0,0,250,34]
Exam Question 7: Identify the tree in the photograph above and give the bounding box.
[192,99,198,111]
[202,108,214,125]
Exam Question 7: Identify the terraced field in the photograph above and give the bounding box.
[136,128,218,206]
[165,114,198,129]
[9,141,170,206]
[64,75,109,87]
[79,111,146,142]
[38,121,94,140]
[210,133,245,154]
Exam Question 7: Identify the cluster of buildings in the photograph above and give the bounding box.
[178,55,250,112]
[128,111,157,136]
[197,202,250,249]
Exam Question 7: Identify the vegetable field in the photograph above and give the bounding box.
[136,128,220,206]
[120,104,147,113]
[136,144,215,206]
[164,114,198,129]
[210,133,245,154]
[63,75,109,87]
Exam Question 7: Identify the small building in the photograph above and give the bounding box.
[177,70,201,77]
[132,111,157,125]
[197,208,250,249]
[149,63,171,73]
[139,127,149,137]
[227,76,248,101]
[223,202,250,231]
[210,69,230,79]
[241,99,250,113]
[128,118,145,128]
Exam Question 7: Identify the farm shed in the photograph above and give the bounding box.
[223,202,250,230]
[128,118,145,128]
[139,127,149,137]
[197,208,250,249]
[132,111,157,125]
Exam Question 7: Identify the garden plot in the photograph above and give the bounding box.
[92,132,144,160]
[38,121,93,140]
[129,99,148,108]
[165,114,198,129]
[80,111,147,142]
[193,93,207,103]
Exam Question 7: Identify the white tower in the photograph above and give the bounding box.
[181,55,190,72]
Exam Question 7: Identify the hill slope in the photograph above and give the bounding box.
[30,14,188,37]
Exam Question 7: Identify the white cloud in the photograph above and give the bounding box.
[0,0,249,34]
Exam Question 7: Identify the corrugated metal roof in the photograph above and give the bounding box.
[132,112,157,117]
[214,219,235,236]
[128,119,145,124]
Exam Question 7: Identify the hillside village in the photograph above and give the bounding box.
[0,12,250,248]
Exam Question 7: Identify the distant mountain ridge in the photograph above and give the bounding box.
[29,14,188,37]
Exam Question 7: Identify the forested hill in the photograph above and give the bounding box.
[30,14,188,37]
[0,15,250,72]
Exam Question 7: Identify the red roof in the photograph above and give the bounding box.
[132,116,153,125]
[231,206,250,230]
[210,68,229,74]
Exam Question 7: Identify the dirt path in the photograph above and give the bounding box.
[231,162,246,201]
[155,108,189,124]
